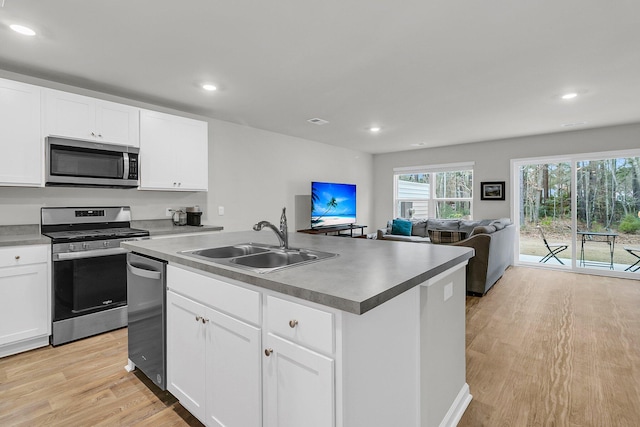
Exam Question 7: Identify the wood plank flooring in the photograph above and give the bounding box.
[459,266,640,427]
[0,328,203,427]
[1,266,638,426]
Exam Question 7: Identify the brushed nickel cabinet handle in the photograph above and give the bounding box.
[264,348,273,357]
[289,319,298,328]
[15,255,20,260]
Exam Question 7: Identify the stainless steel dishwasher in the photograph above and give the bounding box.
[126,252,167,390]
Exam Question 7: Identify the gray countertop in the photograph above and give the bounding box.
[0,225,50,247]
[122,231,474,315]
[0,221,223,247]
[130,219,223,236]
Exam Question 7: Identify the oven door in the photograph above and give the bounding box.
[53,248,128,321]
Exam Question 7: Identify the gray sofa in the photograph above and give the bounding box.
[377,218,514,295]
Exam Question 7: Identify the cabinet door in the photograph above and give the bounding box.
[206,309,261,427]
[167,291,207,421]
[44,89,95,140]
[139,109,180,190]
[0,79,42,186]
[175,118,208,191]
[139,109,208,191]
[264,333,335,427]
[95,100,140,147]
[0,263,49,346]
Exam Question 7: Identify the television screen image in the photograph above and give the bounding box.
[311,181,356,228]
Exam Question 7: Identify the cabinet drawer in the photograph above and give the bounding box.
[266,296,334,355]
[167,265,260,325]
[0,245,48,268]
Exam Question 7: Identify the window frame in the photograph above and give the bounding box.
[393,162,474,219]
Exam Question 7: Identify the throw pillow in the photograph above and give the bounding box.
[428,229,466,244]
[391,219,412,236]
[469,225,497,237]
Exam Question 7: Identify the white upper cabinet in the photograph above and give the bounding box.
[0,78,42,186]
[43,89,139,147]
[139,109,208,191]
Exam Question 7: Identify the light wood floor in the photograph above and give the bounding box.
[459,266,640,427]
[1,266,638,426]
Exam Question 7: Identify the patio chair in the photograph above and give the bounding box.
[537,225,569,265]
[623,247,640,272]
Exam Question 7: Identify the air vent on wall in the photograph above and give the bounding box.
[307,118,329,125]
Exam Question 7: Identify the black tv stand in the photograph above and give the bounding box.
[298,224,367,238]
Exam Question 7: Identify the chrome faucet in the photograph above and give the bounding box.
[253,207,289,249]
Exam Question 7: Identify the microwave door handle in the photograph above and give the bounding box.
[127,263,163,280]
[123,153,130,179]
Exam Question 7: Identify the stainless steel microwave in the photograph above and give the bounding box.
[45,137,139,188]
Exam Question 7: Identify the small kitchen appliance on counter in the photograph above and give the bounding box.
[186,205,203,226]
[41,206,149,346]
[171,209,187,226]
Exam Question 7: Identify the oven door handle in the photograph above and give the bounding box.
[54,247,128,261]
[127,263,163,280]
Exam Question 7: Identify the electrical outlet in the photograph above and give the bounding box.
[165,208,173,217]
[218,206,224,216]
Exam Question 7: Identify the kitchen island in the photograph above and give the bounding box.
[123,231,474,427]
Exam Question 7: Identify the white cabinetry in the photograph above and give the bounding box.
[139,109,208,191]
[0,245,51,358]
[263,296,335,427]
[0,78,42,186]
[44,89,140,146]
[167,266,261,427]
[165,262,470,427]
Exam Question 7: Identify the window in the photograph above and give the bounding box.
[394,163,473,219]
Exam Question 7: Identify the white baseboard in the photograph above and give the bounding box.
[439,383,472,427]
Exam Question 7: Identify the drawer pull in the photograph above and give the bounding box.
[195,315,209,324]
[264,348,273,357]
[289,319,298,328]
[15,255,20,260]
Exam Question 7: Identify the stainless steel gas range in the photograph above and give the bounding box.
[41,206,149,346]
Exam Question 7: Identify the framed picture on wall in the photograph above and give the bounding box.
[480,181,505,200]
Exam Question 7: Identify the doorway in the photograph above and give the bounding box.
[512,150,640,276]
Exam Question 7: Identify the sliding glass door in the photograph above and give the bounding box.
[513,150,640,276]
[517,161,573,267]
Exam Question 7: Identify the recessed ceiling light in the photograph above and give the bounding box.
[202,84,217,91]
[561,121,587,127]
[369,127,381,133]
[307,118,329,125]
[10,24,36,36]
[561,92,578,100]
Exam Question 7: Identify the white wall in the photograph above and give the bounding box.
[0,70,373,229]
[372,123,640,229]
[209,120,372,231]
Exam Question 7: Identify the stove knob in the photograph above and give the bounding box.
[83,242,89,249]
[69,244,76,251]
[103,241,110,247]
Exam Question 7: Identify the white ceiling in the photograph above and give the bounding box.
[2,1,640,154]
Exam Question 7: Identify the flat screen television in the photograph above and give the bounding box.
[311,181,356,228]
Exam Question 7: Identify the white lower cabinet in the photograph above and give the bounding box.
[167,266,262,427]
[0,245,51,358]
[166,263,468,427]
[263,333,334,427]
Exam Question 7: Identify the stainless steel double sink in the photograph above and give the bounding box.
[180,243,338,273]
